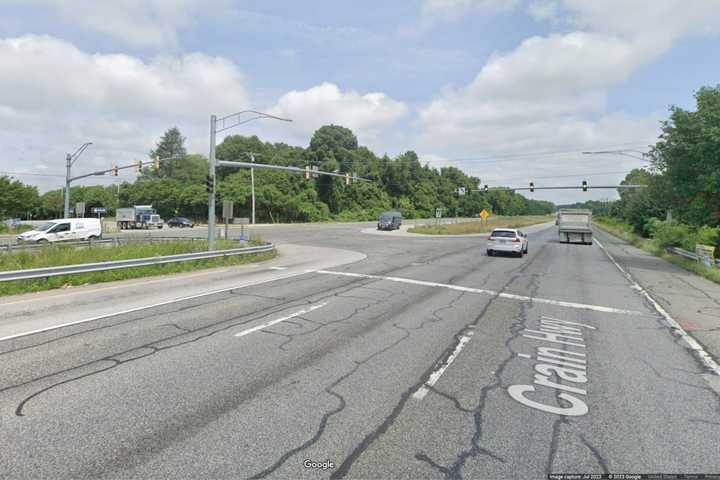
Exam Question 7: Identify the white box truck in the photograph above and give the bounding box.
[557,209,593,244]
[116,205,163,230]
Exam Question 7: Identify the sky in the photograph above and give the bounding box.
[1,0,719,203]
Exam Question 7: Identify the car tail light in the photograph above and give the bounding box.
[512,237,521,243]
[487,236,492,240]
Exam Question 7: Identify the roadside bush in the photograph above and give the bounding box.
[650,222,693,249]
[696,225,720,247]
[643,217,664,238]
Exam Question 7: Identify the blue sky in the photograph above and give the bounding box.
[1,0,719,203]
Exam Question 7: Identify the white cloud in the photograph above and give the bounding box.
[15,0,215,48]
[558,0,720,39]
[526,0,560,22]
[415,1,720,201]
[268,82,408,145]
[0,35,249,118]
[0,34,251,191]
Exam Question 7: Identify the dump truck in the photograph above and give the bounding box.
[116,205,163,230]
[557,209,592,244]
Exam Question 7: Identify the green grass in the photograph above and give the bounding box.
[407,215,554,235]
[0,239,276,297]
[593,217,720,285]
[0,224,33,235]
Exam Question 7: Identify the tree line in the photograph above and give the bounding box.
[564,84,720,249]
[4,124,555,222]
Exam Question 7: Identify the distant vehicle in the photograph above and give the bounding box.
[557,209,593,244]
[17,218,102,243]
[3,218,22,228]
[487,228,528,257]
[166,217,194,228]
[377,211,402,230]
[117,205,163,230]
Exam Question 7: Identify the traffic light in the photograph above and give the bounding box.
[304,165,311,181]
[582,180,588,192]
[206,175,214,194]
[345,173,351,185]
[484,184,489,193]
[530,182,534,192]
[111,165,118,176]
[154,155,160,170]
[135,160,142,173]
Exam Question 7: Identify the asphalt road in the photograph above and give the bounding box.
[1,222,719,479]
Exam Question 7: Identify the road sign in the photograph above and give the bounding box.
[222,200,234,220]
[480,209,490,221]
[696,244,716,268]
[91,207,107,214]
[457,187,466,196]
[435,208,442,219]
[234,217,250,225]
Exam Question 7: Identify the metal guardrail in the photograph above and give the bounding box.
[667,246,720,267]
[1,236,213,253]
[0,243,274,282]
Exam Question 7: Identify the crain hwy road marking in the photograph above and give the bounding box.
[507,316,595,416]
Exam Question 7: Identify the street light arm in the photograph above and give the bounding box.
[69,142,93,165]
[582,150,647,161]
[215,111,292,133]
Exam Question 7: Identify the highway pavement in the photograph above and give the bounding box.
[0,221,718,479]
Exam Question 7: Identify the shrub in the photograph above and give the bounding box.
[650,222,693,249]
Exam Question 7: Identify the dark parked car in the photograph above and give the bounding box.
[166,217,194,228]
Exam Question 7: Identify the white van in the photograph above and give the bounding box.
[17,218,103,243]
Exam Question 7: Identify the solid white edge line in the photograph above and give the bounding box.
[594,237,720,376]
[0,269,311,343]
[413,334,473,400]
[234,302,327,338]
[314,270,643,316]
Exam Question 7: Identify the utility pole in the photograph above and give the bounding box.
[63,142,92,218]
[208,115,217,250]
[206,110,292,250]
[65,153,71,219]
[250,153,256,225]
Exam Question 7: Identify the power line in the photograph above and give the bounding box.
[0,171,65,178]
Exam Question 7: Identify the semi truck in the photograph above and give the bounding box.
[557,209,593,244]
[116,205,163,230]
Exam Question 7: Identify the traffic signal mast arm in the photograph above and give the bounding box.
[474,184,647,192]
[216,160,372,182]
[67,155,183,182]
[510,184,647,191]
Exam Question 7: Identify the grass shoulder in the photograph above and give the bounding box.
[593,218,720,285]
[0,239,276,297]
[407,215,554,235]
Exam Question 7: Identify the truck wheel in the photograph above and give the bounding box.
[487,250,493,256]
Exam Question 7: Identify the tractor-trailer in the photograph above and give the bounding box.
[557,209,593,245]
[116,205,163,230]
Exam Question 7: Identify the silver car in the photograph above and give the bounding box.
[486,228,529,257]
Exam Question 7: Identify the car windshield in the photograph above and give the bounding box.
[36,222,56,231]
[491,230,516,238]
[380,215,393,221]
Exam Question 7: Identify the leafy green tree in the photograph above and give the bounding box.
[0,176,40,219]
[650,85,720,226]
[146,127,188,179]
